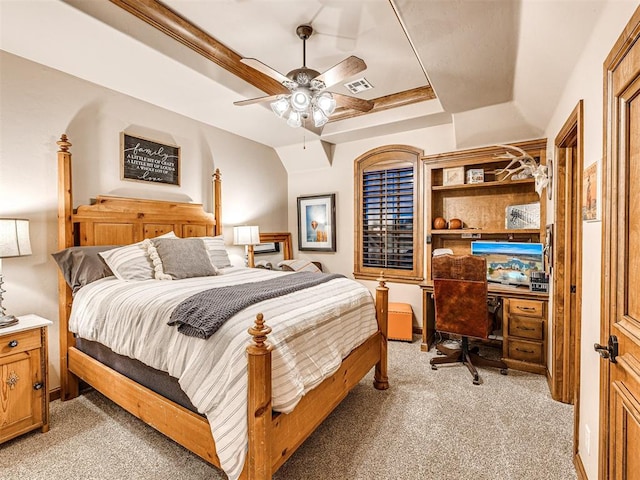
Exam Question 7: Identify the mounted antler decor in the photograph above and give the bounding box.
[492,144,549,196]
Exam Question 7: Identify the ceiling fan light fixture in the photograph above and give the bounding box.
[287,110,302,128]
[312,107,328,128]
[315,92,336,116]
[290,89,311,112]
[270,96,289,118]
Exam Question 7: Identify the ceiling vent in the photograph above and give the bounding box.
[344,78,374,94]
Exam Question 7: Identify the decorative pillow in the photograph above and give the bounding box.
[277,259,322,273]
[151,238,218,280]
[52,245,118,293]
[199,235,232,268]
[99,231,176,281]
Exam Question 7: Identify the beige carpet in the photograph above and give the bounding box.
[0,340,576,480]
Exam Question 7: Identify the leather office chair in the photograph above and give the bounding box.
[430,254,508,384]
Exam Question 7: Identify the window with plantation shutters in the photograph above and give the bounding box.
[354,146,423,282]
[362,167,414,269]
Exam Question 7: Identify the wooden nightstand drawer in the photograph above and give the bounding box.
[508,299,544,317]
[0,328,41,356]
[508,316,543,340]
[508,339,543,364]
[0,315,52,444]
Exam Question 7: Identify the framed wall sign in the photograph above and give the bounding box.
[121,132,180,186]
[297,193,336,252]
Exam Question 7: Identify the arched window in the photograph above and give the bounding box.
[354,145,423,282]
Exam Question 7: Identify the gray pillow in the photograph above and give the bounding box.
[52,245,118,293]
[152,238,218,279]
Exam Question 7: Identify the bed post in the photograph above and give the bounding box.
[246,314,273,479]
[57,134,80,401]
[213,169,222,236]
[374,273,389,390]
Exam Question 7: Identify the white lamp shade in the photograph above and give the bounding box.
[0,218,32,258]
[233,225,260,245]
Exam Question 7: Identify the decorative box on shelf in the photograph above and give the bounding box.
[466,168,484,184]
[505,202,540,229]
[442,166,465,186]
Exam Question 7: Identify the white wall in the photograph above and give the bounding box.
[0,51,288,390]
[542,2,637,478]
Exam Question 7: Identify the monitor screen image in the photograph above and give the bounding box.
[470,241,544,286]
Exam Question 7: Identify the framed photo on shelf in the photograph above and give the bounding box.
[297,193,336,252]
[443,166,465,186]
[254,242,280,254]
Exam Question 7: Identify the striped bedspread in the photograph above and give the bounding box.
[68,267,378,480]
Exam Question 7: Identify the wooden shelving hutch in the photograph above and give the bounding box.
[420,139,549,374]
[423,139,547,284]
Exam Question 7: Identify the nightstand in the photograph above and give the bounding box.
[0,314,52,443]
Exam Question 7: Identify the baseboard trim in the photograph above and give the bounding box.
[49,387,61,402]
[574,452,588,479]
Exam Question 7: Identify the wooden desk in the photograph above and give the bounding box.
[420,284,549,374]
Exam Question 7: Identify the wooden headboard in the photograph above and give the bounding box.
[56,134,222,398]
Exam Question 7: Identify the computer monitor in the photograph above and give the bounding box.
[470,241,544,287]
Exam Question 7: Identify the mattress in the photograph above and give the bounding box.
[75,337,197,412]
[69,267,378,480]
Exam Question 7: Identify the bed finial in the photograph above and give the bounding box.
[57,134,72,152]
[213,168,221,181]
[248,313,272,349]
[376,271,386,289]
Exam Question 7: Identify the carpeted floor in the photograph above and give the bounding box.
[0,339,576,480]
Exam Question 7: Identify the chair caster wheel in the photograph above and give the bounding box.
[431,365,437,370]
[500,369,508,375]
[473,379,480,385]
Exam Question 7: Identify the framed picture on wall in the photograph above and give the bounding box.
[297,193,336,252]
[582,160,600,222]
[121,132,180,186]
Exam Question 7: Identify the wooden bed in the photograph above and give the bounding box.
[56,134,389,479]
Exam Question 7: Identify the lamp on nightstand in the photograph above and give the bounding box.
[233,225,260,268]
[0,218,32,327]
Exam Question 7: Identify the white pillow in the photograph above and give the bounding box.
[99,231,177,281]
[199,235,232,268]
[277,259,322,273]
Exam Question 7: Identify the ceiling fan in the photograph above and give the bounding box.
[234,24,374,129]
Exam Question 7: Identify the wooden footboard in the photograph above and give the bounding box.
[57,134,389,479]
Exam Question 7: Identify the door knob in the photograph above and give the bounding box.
[594,335,618,363]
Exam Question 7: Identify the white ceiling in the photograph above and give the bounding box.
[0,0,609,151]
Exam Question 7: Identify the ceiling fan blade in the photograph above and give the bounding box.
[332,93,374,112]
[233,94,281,107]
[314,56,367,89]
[241,58,290,88]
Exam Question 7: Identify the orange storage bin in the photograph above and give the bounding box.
[388,302,413,341]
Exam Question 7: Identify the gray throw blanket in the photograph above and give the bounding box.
[168,272,345,339]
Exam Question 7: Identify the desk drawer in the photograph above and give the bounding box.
[508,299,544,317]
[0,328,42,356]
[508,339,543,364]
[508,316,543,340]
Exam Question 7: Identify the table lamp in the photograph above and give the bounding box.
[0,218,32,327]
[233,225,260,267]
